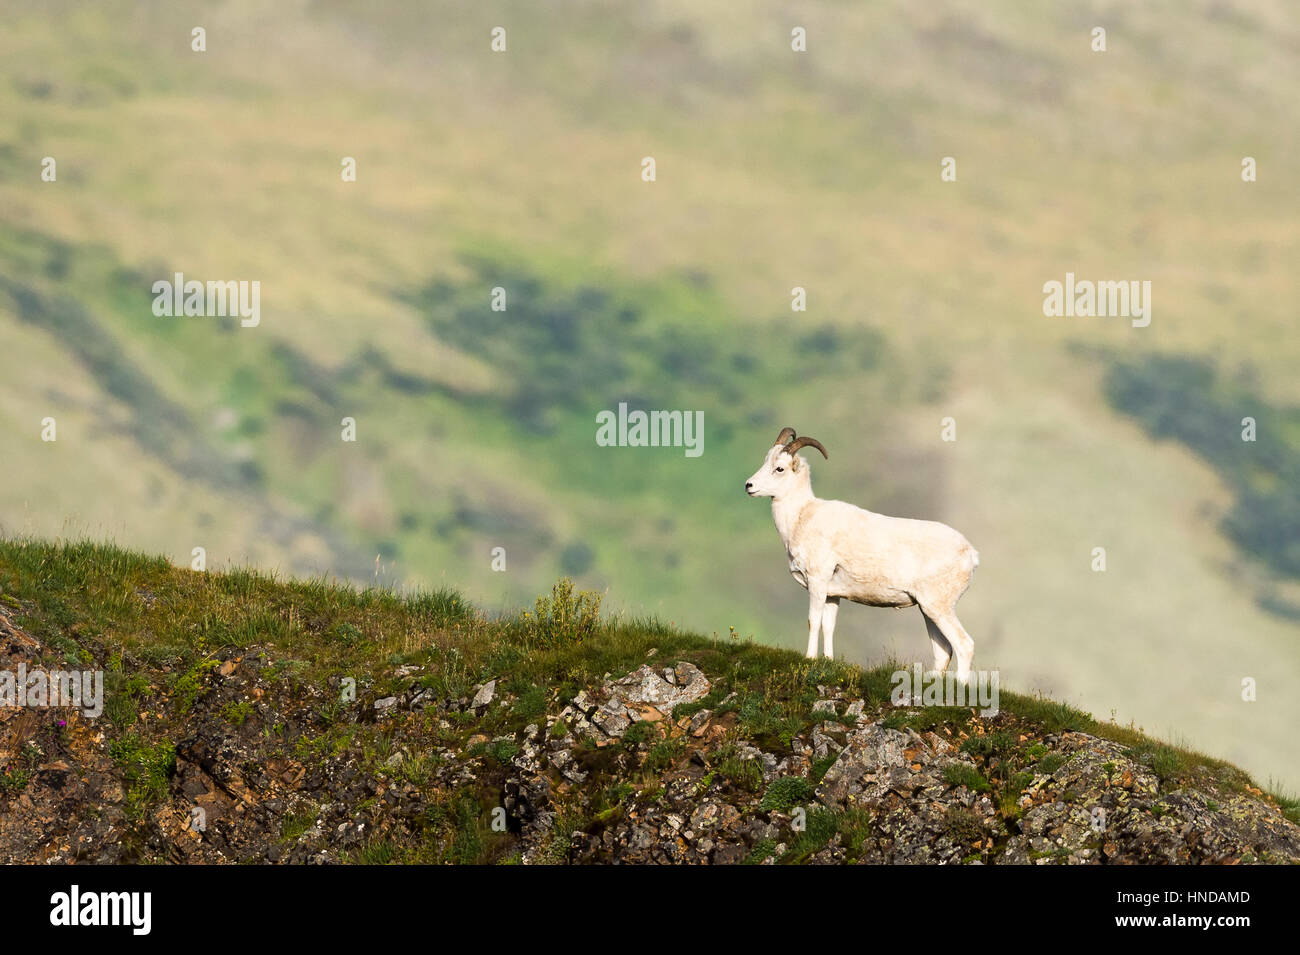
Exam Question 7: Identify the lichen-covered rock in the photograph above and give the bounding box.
[999,733,1300,864]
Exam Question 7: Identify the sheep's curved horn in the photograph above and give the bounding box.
[784,436,828,459]
[774,426,797,447]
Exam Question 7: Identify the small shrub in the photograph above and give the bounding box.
[331,623,365,647]
[521,578,602,650]
[484,739,520,764]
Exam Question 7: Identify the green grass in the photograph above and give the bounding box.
[716,754,764,793]
[959,731,1018,758]
[943,763,992,794]
[0,768,31,796]
[108,735,176,818]
[279,806,319,843]
[1274,792,1300,826]
[760,776,816,812]
[780,807,841,863]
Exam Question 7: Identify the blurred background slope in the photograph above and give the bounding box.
[1,0,1297,787]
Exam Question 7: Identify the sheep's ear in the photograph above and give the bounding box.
[789,455,801,471]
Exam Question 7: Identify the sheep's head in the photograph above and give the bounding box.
[745,427,828,498]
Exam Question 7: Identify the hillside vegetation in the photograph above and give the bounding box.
[2,1,1298,790]
[0,537,1297,864]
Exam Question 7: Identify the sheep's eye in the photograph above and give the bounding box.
[775,467,784,473]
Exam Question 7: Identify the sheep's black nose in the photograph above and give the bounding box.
[745,482,753,491]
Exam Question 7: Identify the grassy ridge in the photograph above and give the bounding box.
[1,534,1295,864]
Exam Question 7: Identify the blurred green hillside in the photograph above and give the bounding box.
[1,1,1297,789]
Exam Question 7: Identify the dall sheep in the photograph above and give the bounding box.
[745,427,980,680]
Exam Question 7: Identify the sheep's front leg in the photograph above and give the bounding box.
[805,587,827,658]
[821,598,840,660]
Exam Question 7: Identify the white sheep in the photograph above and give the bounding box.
[745,427,980,680]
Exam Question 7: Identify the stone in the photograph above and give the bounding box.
[471,680,497,709]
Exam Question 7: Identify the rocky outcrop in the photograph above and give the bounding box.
[2,599,1296,865]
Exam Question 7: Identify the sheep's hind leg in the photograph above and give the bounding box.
[820,598,840,660]
[922,611,952,674]
[927,608,975,684]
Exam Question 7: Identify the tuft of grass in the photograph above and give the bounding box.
[960,731,1018,758]
[280,805,318,842]
[621,720,659,747]
[224,700,255,726]
[1272,791,1300,825]
[0,767,31,795]
[642,738,685,774]
[780,807,840,862]
[943,763,991,793]
[810,752,839,784]
[1036,753,1066,774]
[743,838,779,865]
[511,685,550,723]
[1127,741,1195,784]
[715,754,763,793]
[944,807,984,845]
[352,839,398,865]
[760,776,815,812]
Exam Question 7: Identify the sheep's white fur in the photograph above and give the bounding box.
[745,436,980,680]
